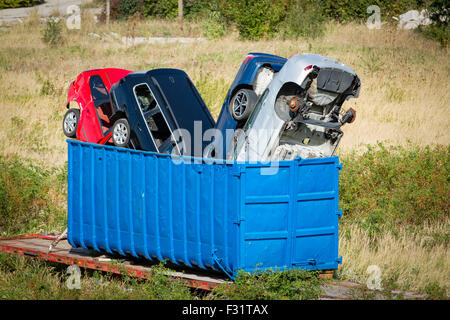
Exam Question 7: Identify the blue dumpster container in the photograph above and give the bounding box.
[67,140,342,278]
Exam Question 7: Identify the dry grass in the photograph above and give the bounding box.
[339,219,449,294]
[0,15,448,166]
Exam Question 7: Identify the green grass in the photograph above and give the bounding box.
[0,254,192,299]
[209,268,323,300]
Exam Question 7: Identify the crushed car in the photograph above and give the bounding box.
[63,68,132,144]
[108,68,215,157]
[226,53,360,162]
[206,52,287,159]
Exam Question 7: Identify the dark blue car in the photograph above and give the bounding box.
[109,69,215,158]
[207,53,287,159]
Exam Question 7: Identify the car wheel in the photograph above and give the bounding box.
[62,108,80,138]
[112,118,131,147]
[229,88,258,122]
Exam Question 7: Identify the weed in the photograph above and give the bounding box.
[210,268,323,300]
[0,156,66,235]
[202,11,227,40]
[340,143,449,227]
[423,281,448,300]
[41,19,65,47]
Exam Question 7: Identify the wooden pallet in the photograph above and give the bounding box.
[0,234,337,290]
[0,234,228,291]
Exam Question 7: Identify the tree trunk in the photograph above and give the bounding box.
[178,0,183,31]
[106,0,110,26]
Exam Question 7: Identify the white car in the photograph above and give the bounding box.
[229,53,360,162]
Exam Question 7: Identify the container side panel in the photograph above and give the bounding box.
[184,163,201,267]
[93,147,107,250]
[67,141,337,276]
[171,161,187,264]
[117,150,132,255]
[144,155,161,260]
[293,159,340,270]
[199,164,214,268]
[81,146,94,248]
[240,165,291,272]
[105,150,120,253]
[157,157,172,261]
[131,155,145,257]
[238,158,340,274]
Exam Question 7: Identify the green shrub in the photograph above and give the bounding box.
[418,0,449,47]
[321,0,422,23]
[211,268,323,300]
[339,144,449,228]
[201,11,227,40]
[280,0,326,40]
[419,23,449,47]
[143,0,178,19]
[118,0,143,19]
[98,0,143,21]
[223,0,289,40]
[41,19,64,47]
[0,156,66,235]
[0,0,43,9]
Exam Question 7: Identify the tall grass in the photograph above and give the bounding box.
[0,156,67,236]
[0,254,192,299]
[339,221,449,296]
[337,143,449,295]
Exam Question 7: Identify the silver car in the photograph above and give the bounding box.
[229,53,360,162]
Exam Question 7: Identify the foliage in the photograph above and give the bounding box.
[217,0,290,40]
[418,0,449,47]
[423,280,448,299]
[118,0,143,20]
[0,156,66,235]
[0,0,43,9]
[419,23,449,47]
[98,0,142,21]
[201,10,227,40]
[41,19,64,47]
[279,0,326,39]
[321,0,424,23]
[211,268,323,300]
[339,143,449,231]
[142,0,178,19]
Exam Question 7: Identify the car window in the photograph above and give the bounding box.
[89,75,113,130]
[134,84,157,113]
[89,75,109,103]
[133,83,175,153]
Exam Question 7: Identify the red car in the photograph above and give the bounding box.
[63,68,132,144]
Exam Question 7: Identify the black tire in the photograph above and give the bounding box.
[229,88,258,122]
[112,118,131,148]
[62,108,80,138]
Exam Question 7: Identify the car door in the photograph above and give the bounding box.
[89,73,115,140]
[132,82,178,155]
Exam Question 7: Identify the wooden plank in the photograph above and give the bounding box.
[0,235,228,290]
